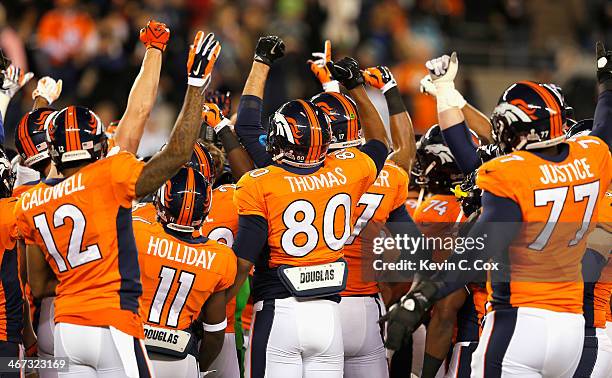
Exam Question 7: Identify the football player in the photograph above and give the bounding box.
[566,124,612,377]
[0,147,24,376]
[230,35,389,377]
[201,102,253,378]
[134,167,236,376]
[382,43,612,377]
[308,43,417,377]
[409,125,490,378]
[14,30,219,377]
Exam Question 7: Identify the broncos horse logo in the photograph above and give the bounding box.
[272,113,303,145]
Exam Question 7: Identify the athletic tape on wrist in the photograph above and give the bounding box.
[323,80,340,93]
[203,318,227,332]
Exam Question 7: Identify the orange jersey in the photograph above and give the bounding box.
[133,219,236,331]
[234,148,377,268]
[0,198,22,342]
[14,152,146,338]
[200,184,239,333]
[413,194,465,225]
[405,198,418,217]
[342,161,409,296]
[477,136,611,314]
[132,202,157,223]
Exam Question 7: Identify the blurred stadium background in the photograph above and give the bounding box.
[1,0,610,156]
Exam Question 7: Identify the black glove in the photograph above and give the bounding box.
[254,36,285,66]
[596,41,612,91]
[326,57,364,90]
[379,276,439,350]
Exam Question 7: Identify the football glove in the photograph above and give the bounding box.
[254,36,285,66]
[139,20,170,52]
[187,32,221,89]
[363,65,397,93]
[205,91,231,117]
[596,41,612,91]
[379,276,439,350]
[327,57,364,90]
[419,74,437,97]
[32,76,63,105]
[308,40,339,92]
[202,102,231,133]
[424,52,466,112]
[0,64,33,99]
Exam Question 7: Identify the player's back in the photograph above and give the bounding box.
[14,151,145,337]
[134,219,236,332]
[200,184,239,335]
[342,160,408,296]
[477,135,611,313]
[0,198,22,343]
[413,194,464,225]
[235,148,377,268]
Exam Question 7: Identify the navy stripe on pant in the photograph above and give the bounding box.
[572,328,597,378]
[484,308,518,377]
[133,338,152,378]
[457,342,479,378]
[251,299,275,378]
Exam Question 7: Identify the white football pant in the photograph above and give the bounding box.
[470,307,584,378]
[245,297,343,378]
[338,295,388,378]
[54,323,154,378]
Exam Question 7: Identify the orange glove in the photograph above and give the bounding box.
[202,102,231,133]
[363,66,397,93]
[139,20,170,51]
[307,40,339,92]
[187,31,221,88]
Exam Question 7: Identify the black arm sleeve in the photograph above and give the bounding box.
[387,204,412,223]
[234,95,274,167]
[360,139,388,175]
[592,90,612,148]
[441,122,480,174]
[233,214,269,264]
[433,192,522,299]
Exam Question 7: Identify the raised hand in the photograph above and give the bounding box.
[254,36,285,66]
[363,65,397,93]
[139,20,170,52]
[308,40,334,86]
[424,52,466,111]
[326,57,364,90]
[202,102,231,133]
[1,64,34,99]
[596,41,612,91]
[187,32,221,89]
[32,76,63,105]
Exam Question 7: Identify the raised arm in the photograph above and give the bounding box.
[420,74,493,144]
[307,40,340,93]
[0,62,33,144]
[31,76,62,110]
[363,65,416,173]
[113,20,169,154]
[135,31,220,198]
[202,102,254,179]
[593,41,612,147]
[424,53,480,173]
[234,36,285,168]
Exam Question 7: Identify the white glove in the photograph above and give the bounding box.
[32,76,63,105]
[419,74,437,97]
[424,52,466,112]
[1,64,34,99]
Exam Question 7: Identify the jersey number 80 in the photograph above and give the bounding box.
[281,193,352,257]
